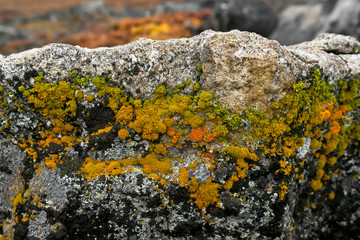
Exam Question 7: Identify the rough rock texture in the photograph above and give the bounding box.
[0,30,359,239]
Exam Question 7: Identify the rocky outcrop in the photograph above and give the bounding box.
[0,30,359,239]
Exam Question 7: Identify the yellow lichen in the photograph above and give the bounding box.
[328,192,335,200]
[279,181,288,200]
[118,129,130,139]
[190,178,221,209]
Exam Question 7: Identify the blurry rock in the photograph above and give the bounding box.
[69,0,114,17]
[199,0,278,37]
[270,3,330,45]
[153,1,203,14]
[0,25,26,49]
[116,6,150,19]
[291,33,360,54]
[320,0,360,41]
[269,0,360,45]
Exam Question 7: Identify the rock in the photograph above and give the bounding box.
[0,30,359,239]
[153,1,203,14]
[69,0,114,17]
[290,33,360,54]
[269,2,333,45]
[198,0,278,37]
[0,25,26,49]
[270,0,360,45]
[319,0,360,41]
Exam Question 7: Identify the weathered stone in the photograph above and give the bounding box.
[291,33,360,54]
[0,30,359,239]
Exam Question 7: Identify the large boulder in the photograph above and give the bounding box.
[0,30,359,239]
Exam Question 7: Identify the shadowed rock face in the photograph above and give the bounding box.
[0,30,359,239]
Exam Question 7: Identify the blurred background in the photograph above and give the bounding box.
[0,0,359,55]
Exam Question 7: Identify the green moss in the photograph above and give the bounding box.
[154,85,167,98]
[71,71,91,86]
[193,82,201,92]
[197,63,203,72]
[195,91,213,110]
[18,86,26,93]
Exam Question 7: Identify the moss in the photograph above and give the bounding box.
[195,91,213,110]
[193,82,200,92]
[154,85,167,98]
[197,63,203,72]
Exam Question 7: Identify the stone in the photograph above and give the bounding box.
[270,0,360,45]
[0,25,26,49]
[319,0,360,41]
[0,30,359,239]
[198,0,278,37]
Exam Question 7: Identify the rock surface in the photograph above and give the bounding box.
[0,30,359,239]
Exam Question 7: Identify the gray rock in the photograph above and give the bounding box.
[0,30,359,239]
[199,0,278,37]
[0,25,26,49]
[320,0,360,41]
[270,2,330,45]
[69,0,113,17]
[270,0,359,45]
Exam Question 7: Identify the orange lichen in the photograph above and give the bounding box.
[153,144,167,156]
[328,192,335,200]
[138,153,172,174]
[80,158,127,181]
[33,196,40,204]
[279,181,288,200]
[12,192,25,213]
[44,154,61,169]
[317,154,327,169]
[327,156,337,166]
[189,126,206,142]
[116,104,134,123]
[310,179,323,191]
[190,178,221,209]
[276,161,292,176]
[118,129,130,139]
